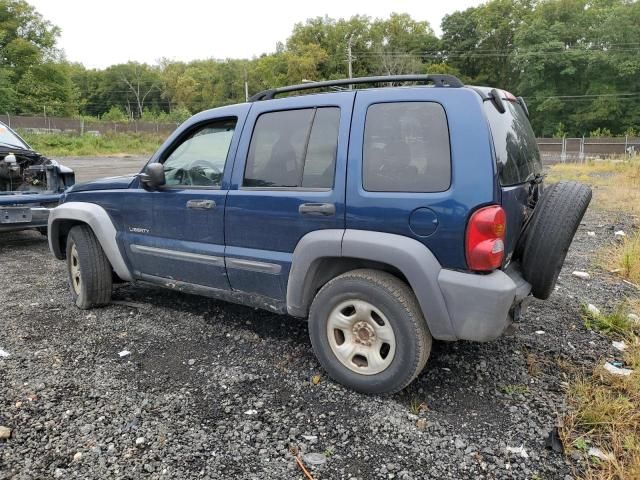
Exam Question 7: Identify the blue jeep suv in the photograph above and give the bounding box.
[48,75,591,394]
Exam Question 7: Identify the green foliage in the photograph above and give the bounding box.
[3,0,640,137]
[589,128,612,138]
[101,106,128,122]
[554,122,567,138]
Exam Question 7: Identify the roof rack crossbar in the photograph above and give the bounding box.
[248,74,464,102]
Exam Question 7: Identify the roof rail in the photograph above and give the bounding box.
[248,74,464,102]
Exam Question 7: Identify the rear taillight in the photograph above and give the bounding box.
[466,205,506,272]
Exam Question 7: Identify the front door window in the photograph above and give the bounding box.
[163,119,236,187]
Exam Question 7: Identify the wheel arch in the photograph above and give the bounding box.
[48,202,133,281]
[286,229,457,341]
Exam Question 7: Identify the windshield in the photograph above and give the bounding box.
[484,100,542,186]
[0,122,29,149]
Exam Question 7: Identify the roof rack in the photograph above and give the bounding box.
[248,74,464,102]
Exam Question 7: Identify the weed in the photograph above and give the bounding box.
[582,303,638,338]
[555,356,576,374]
[501,384,530,395]
[603,231,640,286]
[408,396,428,415]
[573,437,589,451]
[526,352,541,376]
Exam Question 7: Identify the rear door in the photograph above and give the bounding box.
[226,92,354,299]
[347,88,496,269]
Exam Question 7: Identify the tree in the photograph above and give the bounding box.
[0,0,60,75]
[513,0,640,136]
[118,63,162,118]
[369,14,439,76]
[101,105,128,122]
[0,0,72,114]
[15,62,78,116]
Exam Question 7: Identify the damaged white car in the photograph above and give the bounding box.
[0,121,75,233]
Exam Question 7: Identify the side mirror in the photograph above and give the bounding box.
[139,163,166,189]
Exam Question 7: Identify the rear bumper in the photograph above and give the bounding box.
[437,264,531,341]
[0,206,50,232]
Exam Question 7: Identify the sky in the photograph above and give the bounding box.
[27,0,485,69]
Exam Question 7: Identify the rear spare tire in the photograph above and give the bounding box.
[520,181,591,299]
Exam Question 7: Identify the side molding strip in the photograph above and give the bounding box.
[226,258,281,274]
[130,244,225,267]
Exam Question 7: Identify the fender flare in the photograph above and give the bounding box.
[286,229,457,341]
[48,202,133,281]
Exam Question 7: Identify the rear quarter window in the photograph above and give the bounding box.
[363,102,451,193]
[484,100,542,186]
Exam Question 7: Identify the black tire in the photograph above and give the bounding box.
[520,181,592,300]
[308,269,432,394]
[66,225,113,309]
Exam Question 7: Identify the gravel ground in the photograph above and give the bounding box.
[1,207,638,479]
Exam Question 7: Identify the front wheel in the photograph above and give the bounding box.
[66,225,113,309]
[308,269,432,394]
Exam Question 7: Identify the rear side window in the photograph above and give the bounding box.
[243,107,339,188]
[363,102,451,193]
[484,100,542,186]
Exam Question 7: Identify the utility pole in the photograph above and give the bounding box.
[347,34,354,88]
[244,67,249,102]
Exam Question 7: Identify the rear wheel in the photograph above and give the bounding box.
[520,181,592,299]
[66,225,113,309]
[308,269,431,394]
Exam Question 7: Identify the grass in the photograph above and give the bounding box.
[562,338,640,479]
[547,159,640,216]
[550,158,640,479]
[19,131,165,156]
[566,304,640,479]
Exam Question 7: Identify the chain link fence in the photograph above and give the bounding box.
[538,137,640,163]
[0,114,179,136]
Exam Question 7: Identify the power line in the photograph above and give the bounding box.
[529,93,640,99]
[352,48,640,58]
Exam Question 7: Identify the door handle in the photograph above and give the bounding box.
[186,199,216,209]
[298,203,336,216]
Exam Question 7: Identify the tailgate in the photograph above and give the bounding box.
[483,95,542,265]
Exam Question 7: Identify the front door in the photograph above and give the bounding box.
[126,117,239,290]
